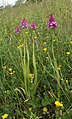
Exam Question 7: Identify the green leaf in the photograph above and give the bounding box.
[28,100,37,108]
[41,96,55,106]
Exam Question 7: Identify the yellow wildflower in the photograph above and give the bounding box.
[42,107,48,113]
[61,78,63,81]
[29,73,34,79]
[55,101,63,107]
[34,36,37,39]
[29,107,32,111]
[58,65,61,70]
[43,42,47,45]
[66,80,68,84]
[43,48,47,52]
[25,31,28,34]
[8,68,12,72]
[17,44,24,49]
[9,71,15,75]
[66,52,71,55]
[2,114,9,119]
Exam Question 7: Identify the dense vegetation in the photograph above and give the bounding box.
[0,0,72,118]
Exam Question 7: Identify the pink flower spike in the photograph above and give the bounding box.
[20,18,28,28]
[15,27,21,33]
[30,21,36,30]
[48,13,57,29]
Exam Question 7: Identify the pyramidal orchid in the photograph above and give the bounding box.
[48,13,57,29]
[20,18,28,28]
[30,21,36,30]
[15,27,21,33]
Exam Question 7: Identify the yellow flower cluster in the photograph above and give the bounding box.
[8,68,15,75]
[58,65,61,70]
[43,42,47,45]
[8,68,12,72]
[42,107,48,113]
[55,101,63,107]
[29,73,34,79]
[66,79,68,84]
[43,48,47,52]
[29,73,34,83]
[9,71,15,75]
[25,31,28,35]
[2,114,9,119]
[2,66,15,75]
[66,52,71,55]
[29,107,32,111]
[34,36,37,39]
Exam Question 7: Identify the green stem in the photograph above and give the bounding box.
[52,35,60,100]
[51,33,60,119]
[23,39,28,97]
[26,41,30,98]
[32,39,37,95]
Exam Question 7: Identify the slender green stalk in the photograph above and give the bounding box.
[51,32,60,119]
[32,38,37,95]
[26,40,30,98]
[51,33,60,100]
[23,39,28,97]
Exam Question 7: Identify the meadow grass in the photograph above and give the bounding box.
[0,0,72,118]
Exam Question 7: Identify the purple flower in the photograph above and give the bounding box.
[15,27,21,33]
[20,18,28,28]
[48,13,57,29]
[30,21,36,30]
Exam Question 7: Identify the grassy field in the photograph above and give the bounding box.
[0,0,72,118]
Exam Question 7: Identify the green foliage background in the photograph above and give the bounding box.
[0,0,72,118]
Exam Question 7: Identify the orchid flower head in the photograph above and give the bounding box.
[15,27,21,33]
[20,18,28,28]
[30,21,36,30]
[48,13,57,29]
